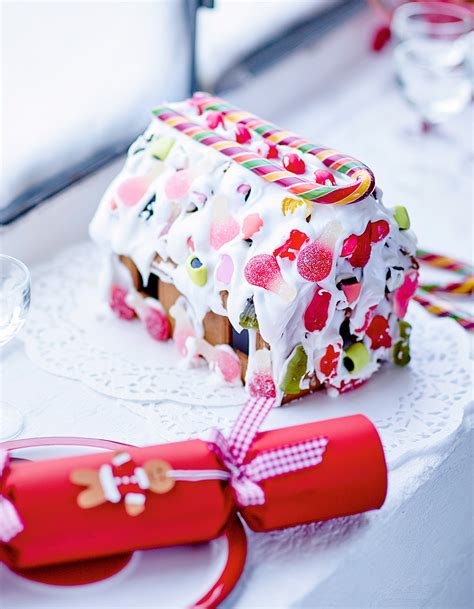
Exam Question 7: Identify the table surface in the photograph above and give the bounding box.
[1,9,473,609]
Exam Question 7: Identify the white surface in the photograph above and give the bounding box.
[1,8,473,609]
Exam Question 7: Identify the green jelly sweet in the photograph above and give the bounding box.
[239,298,259,329]
[280,344,308,394]
[399,320,412,340]
[393,320,412,366]
[393,206,410,230]
[186,255,207,286]
[149,136,175,160]
[343,342,370,374]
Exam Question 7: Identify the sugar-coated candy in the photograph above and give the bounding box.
[282,153,306,175]
[297,239,333,282]
[165,169,192,200]
[273,230,309,261]
[239,297,259,329]
[144,307,171,341]
[366,315,391,349]
[244,254,296,302]
[117,176,149,207]
[337,277,362,305]
[370,220,390,243]
[186,255,208,286]
[210,195,240,250]
[279,344,308,394]
[393,270,418,318]
[241,213,263,240]
[392,320,411,366]
[149,136,175,161]
[343,342,370,374]
[304,286,331,332]
[248,371,276,398]
[319,344,340,377]
[205,111,225,130]
[235,124,251,144]
[393,206,410,230]
[216,254,234,285]
[109,285,135,320]
[314,169,336,186]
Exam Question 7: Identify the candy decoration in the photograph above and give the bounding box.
[366,315,392,350]
[280,344,308,394]
[393,270,419,318]
[340,234,358,257]
[109,285,135,320]
[392,321,412,366]
[273,230,309,261]
[170,302,197,356]
[237,183,251,201]
[186,255,208,286]
[210,195,240,250]
[281,197,311,217]
[297,222,341,282]
[319,344,340,378]
[314,169,336,186]
[235,124,251,144]
[241,213,263,240]
[195,339,242,384]
[282,153,306,175]
[153,100,375,206]
[149,136,175,161]
[413,292,474,331]
[239,298,259,329]
[266,142,279,159]
[338,277,362,305]
[393,206,410,230]
[125,292,170,341]
[346,223,372,268]
[205,111,225,130]
[416,249,473,276]
[244,254,296,302]
[304,286,331,332]
[343,342,370,374]
[165,169,192,200]
[247,349,276,398]
[370,220,390,243]
[216,254,234,285]
[418,276,474,296]
[117,176,149,207]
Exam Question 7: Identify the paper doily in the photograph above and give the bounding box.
[22,242,472,467]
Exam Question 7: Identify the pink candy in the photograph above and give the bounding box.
[235,124,251,144]
[314,169,336,186]
[282,153,306,175]
[248,371,276,398]
[117,177,149,207]
[244,254,296,301]
[109,285,135,320]
[216,254,234,284]
[165,169,192,200]
[297,240,333,282]
[210,195,240,250]
[393,270,419,318]
[144,308,170,342]
[205,111,225,130]
[241,213,263,240]
[214,348,242,383]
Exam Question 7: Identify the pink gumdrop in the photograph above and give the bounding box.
[241,213,263,240]
[144,308,170,342]
[297,240,333,282]
[314,169,336,186]
[370,220,390,243]
[394,270,419,318]
[117,177,149,207]
[206,111,224,129]
[174,328,195,356]
[109,285,135,320]
[215,349,241,383]
[304,286,331,332]
[235,124,251,144]
[244,254,282,291]
[216,254,234,284]
[248,371,276,398]
[237,183,251,200]
[210,218,240,249]
[165,170,192,200]
[282,153,305,175]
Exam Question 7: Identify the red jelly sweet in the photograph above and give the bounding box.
[297,240,333,282]
[235,124,251,144]
[144,308,171,342]
[282,153,306,175]
[319,344,340,377]
[366,315,391,349]
[314,169,336,186]
[348,224,372,268]
[266,142,279,159]
[110,285,135,321]
[341,234,358,257]
[248,371,277,398]
[273,230,309,262]
[304,286,331,332]
[370,220,390,243]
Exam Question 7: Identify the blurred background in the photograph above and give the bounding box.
[1,0,473,264]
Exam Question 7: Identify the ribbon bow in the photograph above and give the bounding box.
[0,450,24,543]
[209,397,328,507]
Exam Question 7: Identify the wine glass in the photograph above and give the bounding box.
[0,254,31,440]
[392,1,473,131]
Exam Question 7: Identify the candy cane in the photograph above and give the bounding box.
[418,277,474,296]
[416,249,474,276]
[191,93,376,205]
[153,102,375,206]
[413,292,474,331]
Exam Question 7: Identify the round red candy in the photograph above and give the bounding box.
[282,153,306,175]
[235,124,251,144]
[314,169,336,186]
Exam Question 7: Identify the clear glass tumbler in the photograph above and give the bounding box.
[0,255,31,439]
[392,1,473,129]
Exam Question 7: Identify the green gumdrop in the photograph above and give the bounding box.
[399,320,412,340]
[343,342,370,374]
[186,255,207,286]
[239,298,259,329]
[393,206,410,230]
[280,345,308,395]
[149,136,175,160]
[393,340,411,366]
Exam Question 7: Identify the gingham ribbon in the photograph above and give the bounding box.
[0,450,24,543]
[209,397,328,507]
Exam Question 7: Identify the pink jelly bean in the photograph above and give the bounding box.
[165,169,192,200]
[117,177,149,207]
[241,213,263,240]
[235,124,251,144]
[282,153,305,174]
[394,270,419,318]
[366,315,391,349]
[244,254,296,301]
[297,240,333,282]
[248,371,276,398]
[304,286,331,332]
[109,285,135,320]
[215,348,241,383]
[314,169,336,186]
[144,308,170,342]
[205,111,225,130]
[216,254,234,284]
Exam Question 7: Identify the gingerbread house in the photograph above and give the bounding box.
[89,93,418,405]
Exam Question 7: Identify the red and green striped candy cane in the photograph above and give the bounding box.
[191,93,375,206]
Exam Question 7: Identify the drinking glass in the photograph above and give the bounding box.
[392,1,473,130]
[0,255,31,439]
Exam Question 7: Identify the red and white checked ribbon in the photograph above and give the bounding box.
[209,397,328,507]
[0,450,24,543]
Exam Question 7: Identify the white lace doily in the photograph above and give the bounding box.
[22,242,472,468]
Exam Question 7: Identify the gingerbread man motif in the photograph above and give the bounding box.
[70,452,175,516]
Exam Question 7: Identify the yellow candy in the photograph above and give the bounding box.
[186,255,207,286]
[393,206,410,230]
[149,136,175,161]
[281,197,311,217]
